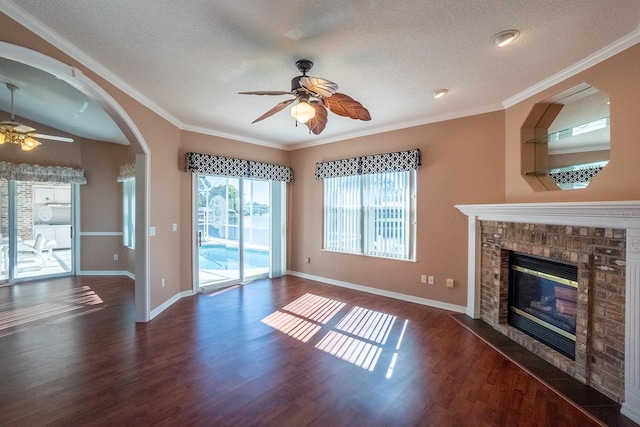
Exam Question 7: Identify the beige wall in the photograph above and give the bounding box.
[80,139,132,271]
[505,43,640,202]
[81,139,133,235]
[288,111,505,306]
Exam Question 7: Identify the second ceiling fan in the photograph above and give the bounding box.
[239,60,371,135]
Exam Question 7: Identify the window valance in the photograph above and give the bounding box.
[0,161,87,184]
[315,148,421,179]
[185,152,293,182]
[117,162,136,182]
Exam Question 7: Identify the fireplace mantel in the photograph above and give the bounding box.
[456,200,640,423]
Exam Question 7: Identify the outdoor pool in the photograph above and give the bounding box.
[199,243,269,270]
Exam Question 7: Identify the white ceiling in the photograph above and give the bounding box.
[1,0,639,150]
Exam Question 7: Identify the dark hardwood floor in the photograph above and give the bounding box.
[0,275,608,426]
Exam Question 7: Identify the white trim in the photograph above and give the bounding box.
[149,290,194,320]
[79,270,134,279]
[503,30,640,108]
[182,124,283,150]
[79,231,123,236]
[191,174,199,295]
[455,200,640,229]
[455,200,640,424]
[287,270,466,314]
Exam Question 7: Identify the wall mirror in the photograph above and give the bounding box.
[521,83,610,191]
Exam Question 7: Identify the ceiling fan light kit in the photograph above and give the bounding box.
[0,131,41,151]
[290,98,316,124]
[240,59,371,135]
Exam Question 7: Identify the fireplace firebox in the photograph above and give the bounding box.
[508,252,578,360]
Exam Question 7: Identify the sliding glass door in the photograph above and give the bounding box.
[196,175,271,290]
[0,179,75,283]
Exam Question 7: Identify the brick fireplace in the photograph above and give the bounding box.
[456,201,640,424]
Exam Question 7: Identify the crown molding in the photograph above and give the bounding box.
[503,29,640,108]
[180,123,285,150]
[0,0,184,130]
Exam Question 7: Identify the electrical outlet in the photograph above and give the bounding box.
[113,254,118,261]
[305,257,311,263]
[428,276,434,285]
[447,278,455,288]
[420,274,427,284]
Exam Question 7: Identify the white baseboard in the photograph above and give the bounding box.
[149,290,194,320]
[79,270,135,279]
[287,270,466,313]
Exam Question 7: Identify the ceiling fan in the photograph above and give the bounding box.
[0,83,73,151]
[239,59,371,135]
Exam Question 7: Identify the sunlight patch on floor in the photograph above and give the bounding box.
[262,293,406,376]
[0,285,104,335]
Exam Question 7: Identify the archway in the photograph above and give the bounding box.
[0,41,151,321]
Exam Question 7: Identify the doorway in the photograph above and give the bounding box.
[196,175,271,290]
[0,179,76,282]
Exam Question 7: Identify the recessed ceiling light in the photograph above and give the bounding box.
[494,30,520,47]
[432,89,449,99]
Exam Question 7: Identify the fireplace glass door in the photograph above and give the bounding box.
[508,252,578,359]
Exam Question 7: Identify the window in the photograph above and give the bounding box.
[323,170,416,260]
[122,178,135,249]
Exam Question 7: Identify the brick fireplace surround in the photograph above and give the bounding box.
[456,201,640,424]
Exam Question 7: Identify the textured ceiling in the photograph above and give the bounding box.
[1,0,639,149]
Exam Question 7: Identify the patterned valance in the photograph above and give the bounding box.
[315,148,421,179]
[185,152,293,182]
[117,162,135,182]
[0,161,87,184]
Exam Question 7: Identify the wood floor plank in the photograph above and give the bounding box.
[0,275,605,426]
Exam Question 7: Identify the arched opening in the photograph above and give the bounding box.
[0,42,150,321]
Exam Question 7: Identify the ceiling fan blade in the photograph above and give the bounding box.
[13,124,36,133]
[251,99,295,124]
[324,93,371,121]
[300,76,338,98]
[306,101,328,135]
[239,91,292,96]
[31,133,74,143]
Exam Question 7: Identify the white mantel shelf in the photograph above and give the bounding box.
[455,200,640,423]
